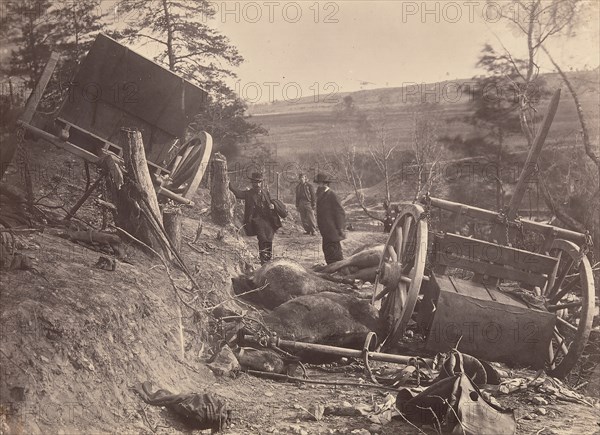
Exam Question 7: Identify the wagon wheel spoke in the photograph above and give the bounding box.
[549,277,579,305]
[395,226,403,262]
[373,204,428,351]
[546,258,574,300]
[556,316,578,332]
[548,341,555,370]
[554,328,569,356]
[387,245,398,263]
[544,239,595,378]
[547,301,582,312]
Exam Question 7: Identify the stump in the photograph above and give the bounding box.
[210,153,234,226]
[106,129,172,259]
[163,208,182,253]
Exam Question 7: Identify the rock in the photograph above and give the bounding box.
[368,424,383,434]
[207,344,240,377]
[532,396,548,406]
[350,430,370,435]
[536,407,547,416]
[522,413,536,420]
[324,404,361,417]
[289,424,306,435]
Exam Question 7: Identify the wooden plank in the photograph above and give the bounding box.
[426,196,586,243]
[20,52,60,124]
[435,252,548,288]
[436,233,557,275]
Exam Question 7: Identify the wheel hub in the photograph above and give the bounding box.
[380,261,403,288]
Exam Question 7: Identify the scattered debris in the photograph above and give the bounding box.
[397,373,517,434]
[133,381,230,432]
[533,396,549,406]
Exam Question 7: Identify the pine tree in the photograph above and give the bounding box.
[3,0,54,89]
[113,0,242,92]
[112,0,265,157]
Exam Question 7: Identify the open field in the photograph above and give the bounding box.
[248,71,600,160]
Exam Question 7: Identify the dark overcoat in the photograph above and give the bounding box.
[230,185,277,240]
[316,187,346,242]
[295,182,315,208]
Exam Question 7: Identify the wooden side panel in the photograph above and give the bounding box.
[435,233,557,275]
[435,252,549,288]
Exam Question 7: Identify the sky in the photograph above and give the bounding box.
[105,1,599,103]
[200,1,599,103]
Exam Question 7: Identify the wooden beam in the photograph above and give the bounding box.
[426,196,586,243]
[17,121,100,163]
[507,89,561,219]
[20,52,60,124]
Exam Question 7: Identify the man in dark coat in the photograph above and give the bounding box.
[314,173,346,264]
[382,200,399,233]
[229,172,279,264]
[295,173,316,235]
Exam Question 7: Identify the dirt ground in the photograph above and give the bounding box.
[1,142,599,434]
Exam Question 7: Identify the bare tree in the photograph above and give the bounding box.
[411,114,443,201]
[368,108,399,204]
[323,130,383,222]
[493,0,598,247]
[496,0,579,144]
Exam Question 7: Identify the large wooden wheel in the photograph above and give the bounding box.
[164,131,213,200]
[372,203,428,350]
[543,238,595,378]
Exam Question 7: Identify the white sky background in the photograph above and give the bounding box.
[118,1,599,103]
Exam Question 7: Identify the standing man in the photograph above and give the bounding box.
[382,200,399,233]
[229,172,279,264]
[314,173,346,264]
[295,173,316,235]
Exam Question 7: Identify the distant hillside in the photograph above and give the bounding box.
[247,71,600,159]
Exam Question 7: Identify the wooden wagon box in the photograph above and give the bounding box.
[15,34,213,204]
[418,274,556,369]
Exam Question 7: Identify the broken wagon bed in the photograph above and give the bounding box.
[17,34,213,205]
[372,89,595,378]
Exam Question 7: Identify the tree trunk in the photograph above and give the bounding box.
[210,152,234,226]
[107,129,171,259]
[163,207,182,253]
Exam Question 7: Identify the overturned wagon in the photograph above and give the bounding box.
[16,34,213,205]
[373,89,595,378]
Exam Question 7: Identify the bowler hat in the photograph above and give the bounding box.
[248,172,264,182]
[314,173,332,183]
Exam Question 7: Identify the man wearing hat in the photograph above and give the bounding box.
[229,172,279,264]
[295,173,316,235]
[314,173,346,264]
